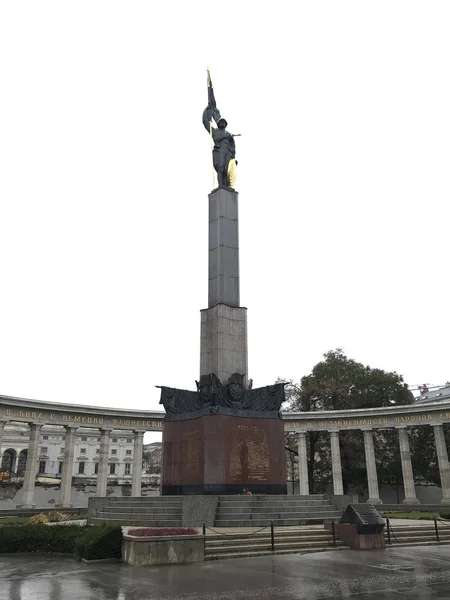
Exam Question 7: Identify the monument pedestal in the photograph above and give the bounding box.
[162,412,287,495]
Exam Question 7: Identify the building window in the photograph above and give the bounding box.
[43,435,49,440]
[126,439,132,443]
[39,461,46,474]
[81,436,87,441]
[58,462,63,474]
[109,463,116,475]
[97,438,101,442]
[126,450,132,456]
[41,447,48,454]
[78,462,85,474]
[80,448,86,454]
[111,449,117,455]
[94,463,99,475]
[125,463,131,475]
[112,438,118,443]
[60,447,65,453]
[96,449,99,454]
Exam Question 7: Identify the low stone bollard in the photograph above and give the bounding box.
[122,528,205,566]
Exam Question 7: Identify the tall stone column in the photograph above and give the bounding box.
[200,188,248,386]
[0,420,6,447]
[330,430,344,495]
[56,426,77,508]
[363,429,382,504]
[17,423,42,508]
[297,431,309,495]
[397,427,419,505]
[159,425,165,496]
[433,424,450,505]
[132,430,144,497]
[96,428,111,497]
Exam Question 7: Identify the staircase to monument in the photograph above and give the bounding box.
[205,522,450,560]
[213,495,342,527]
[89,497,183,527]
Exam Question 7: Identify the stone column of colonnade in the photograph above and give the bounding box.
[17,423,42,508]
[297,431,310,495]
[329,430,344,495]
[159,425,165,496]
[397,426,420,505]
[56,426,77,508]
[131,430,144,497]
[0,420,6,448]
[96,428,111,497]
[362,429,382,504]
[433,424,450,505]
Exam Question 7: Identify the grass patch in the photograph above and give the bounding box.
[381,511,439,520]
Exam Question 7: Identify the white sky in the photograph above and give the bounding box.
[1,1,449,445]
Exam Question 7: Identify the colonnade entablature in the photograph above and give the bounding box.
[282,399,450,432]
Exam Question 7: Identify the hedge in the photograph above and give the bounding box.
[0,525,84,554]
[75,525,122,561]
[0,524,122,560]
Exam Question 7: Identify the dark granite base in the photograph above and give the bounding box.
[162,413,287,496]
[162,484,288,496]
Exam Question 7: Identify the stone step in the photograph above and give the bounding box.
[215,512,342,521]
[101,506,182,514]
[205,539,343,555]
[206,534,336,548]
[386,541,450,548]
[217,495,327,501]
[205,546,346,561]
[218,500,332,506]
[96,511,181,520]
[217,503,336,511]
[214,518,329,527]
[110,498,183,506]
[216,507,341,515]
[90,517,182,527]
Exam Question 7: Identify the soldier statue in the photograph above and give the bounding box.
[202,69,238,188]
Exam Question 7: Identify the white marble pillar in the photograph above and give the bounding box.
[17,423,42,508]
[56,426,77,508]
[159,425,165,496]
[0,420,6,447]
[297,431,309,495]
[363,429,382,504]
[96,428,111,497]
[433,424,450,505]
[330,430,344,495]
[132,430,144,497]
[397,427,419,505]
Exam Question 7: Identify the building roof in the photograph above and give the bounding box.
[415,384,450,404]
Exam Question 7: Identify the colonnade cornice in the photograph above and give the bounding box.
[282,399,450,431]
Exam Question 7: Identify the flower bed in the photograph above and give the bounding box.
[122,527,204,566]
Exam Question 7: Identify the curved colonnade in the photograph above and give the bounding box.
[2,394,450,507]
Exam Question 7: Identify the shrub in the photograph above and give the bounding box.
[439,512,450,520]
[75,525,122,561]
[47,511,70,523]
[127,527,198,537]
[29,513,48,524]
[0,525,85,554]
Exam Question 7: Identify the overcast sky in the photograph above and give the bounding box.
[1,2,449,444]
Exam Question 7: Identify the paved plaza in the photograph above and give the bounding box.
[2,545,450,599]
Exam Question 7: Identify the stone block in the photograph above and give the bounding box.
[200,304,247,386]
[122,533,204,566]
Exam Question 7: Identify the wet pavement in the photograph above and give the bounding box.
[2,545,450,599]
